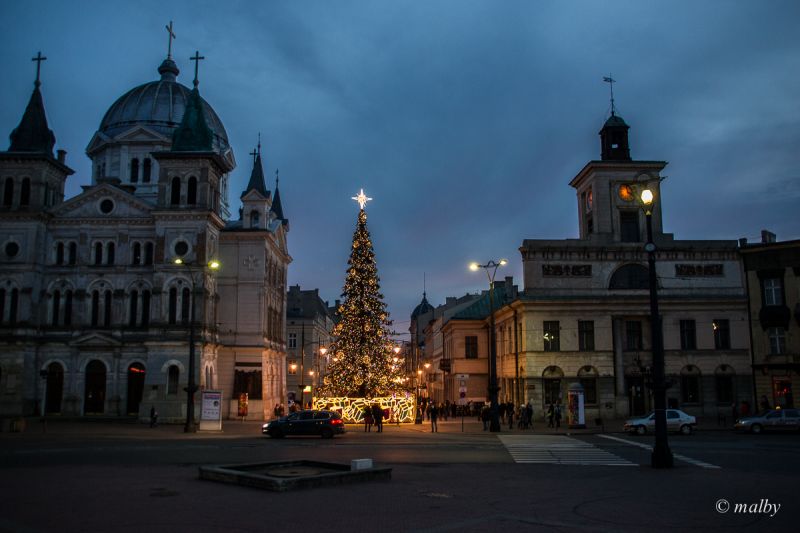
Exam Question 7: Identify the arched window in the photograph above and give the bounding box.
[94,242,103,265]
[680,365,701,405]
[144,242,154,265]
[103,290,112,326]
[64,290,73,326]
[51,290,61,325]
[9,288,18,324]
[142,158,152,183]
[170,177,181,205]
[91,290,100,326]
[56,242,65,265]
[132,243,141,265]
[543,366,564,406]
[167,365,180,395]
[168,287,178,324]
[609,264,649,290]
[181,287,191,324]
[578,365,598,405]
[129,290,138,326]
[250,210,259,228]
[130,158,139,183]
[3,178,13,207]
[20,178,30,206]
[106,243,115,265]
[187,176,197,205]
[141,290,151,326]
[68,242,77,265]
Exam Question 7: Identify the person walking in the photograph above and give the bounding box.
[554,402,562,429]
[364,406,373,432]
[525,402,534,431]
[547,403,555,428]
[481,404,490,431]
[372,404,384,433]
[149,406,158,428]
[430,403,439,432]
[507,404,514,430]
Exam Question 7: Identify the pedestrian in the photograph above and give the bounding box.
[430,403,439,432]
[759,395,770,413]
[555,403,562,428]
[507,405,514,430]
[273,404,280,418]
[442,402,449,421]
[372,404,384,433]
[149,406,158,428]
[731,402,738,424]
[547,403,555,428]
[426,403,431,421]
[481,404,490,430]
[364,406,373,432]
[498,402,506,425]
[525,402,534,430]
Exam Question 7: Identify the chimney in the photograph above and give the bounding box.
[761,230,776,244]
[738,237,748,247]
[57,149,66,164]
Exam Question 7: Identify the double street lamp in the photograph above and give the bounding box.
[173,257,220,433]
[639,188,674,468]
[470,259,507,432]
[290,341,327,409]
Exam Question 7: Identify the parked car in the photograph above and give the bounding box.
[624,409,697,435]
[734,409,800,434]
[262,409,345,438]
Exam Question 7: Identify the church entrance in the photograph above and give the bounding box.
[627,376,646,415]
[126,363,146,415]
[84,360,106,414]
[45,362,64,414]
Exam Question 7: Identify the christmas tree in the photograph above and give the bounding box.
[318,190,404,398]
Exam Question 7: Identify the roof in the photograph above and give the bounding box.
[452,282,513,320]
[242,150,269,198]
[171,87,213,152]
[8,84,55,155]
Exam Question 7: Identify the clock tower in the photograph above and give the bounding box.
[570,113,668,243]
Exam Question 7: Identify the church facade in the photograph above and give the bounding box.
[0,51,290,423]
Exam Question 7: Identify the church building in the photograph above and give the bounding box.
[0,46,290,423]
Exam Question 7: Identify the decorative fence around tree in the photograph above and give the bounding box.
[314,394,416,423]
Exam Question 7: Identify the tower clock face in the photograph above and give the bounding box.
[618,184,634,201]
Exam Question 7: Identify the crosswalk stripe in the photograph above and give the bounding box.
[597,434,721,469]
[498,435,637,466]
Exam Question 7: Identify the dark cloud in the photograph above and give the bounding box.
[2,1,798,333]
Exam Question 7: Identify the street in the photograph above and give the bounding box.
[0,419,797,532]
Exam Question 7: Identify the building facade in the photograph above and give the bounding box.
[741,233,800,409]
[508,111,751,421]
[285,285,337,409]
[0,52,290,423]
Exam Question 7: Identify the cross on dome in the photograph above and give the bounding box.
[351,188,372,210]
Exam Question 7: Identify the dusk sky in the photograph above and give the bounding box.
[2,1,798,337]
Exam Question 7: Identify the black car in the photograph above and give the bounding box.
[262,410,346,438]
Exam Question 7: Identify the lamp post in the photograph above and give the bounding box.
[640,188,674,468]
[173,257,220,433]
[299,338,327,409]
[470,259,507,432]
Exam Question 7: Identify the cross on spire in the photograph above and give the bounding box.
[32,51,47,87]
[275,168,279,188]
[165,21,176,59]
[249,147,258,164]
[190,50,205,88]
[603,74,616,116]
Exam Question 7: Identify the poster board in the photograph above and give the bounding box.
[199,390,223,431]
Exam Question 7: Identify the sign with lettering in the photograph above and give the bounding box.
[675,264,724,277]
[542,264,592,277]
[199,390,222,431]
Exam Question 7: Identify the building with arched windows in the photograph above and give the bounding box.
[0,50,290,423]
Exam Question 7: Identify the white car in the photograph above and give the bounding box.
[624,409,697,435]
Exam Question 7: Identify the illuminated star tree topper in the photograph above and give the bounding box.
[351,188,372,210]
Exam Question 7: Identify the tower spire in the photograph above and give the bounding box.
[8,51,56,155]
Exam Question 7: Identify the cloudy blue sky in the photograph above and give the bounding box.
[2,1,798,336]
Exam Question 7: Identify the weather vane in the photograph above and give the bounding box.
[351,188,372,210]
[603,74,616,116]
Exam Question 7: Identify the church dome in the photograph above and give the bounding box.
[411,293,434,319]
[96,59,229,153]
[603,113,628,128]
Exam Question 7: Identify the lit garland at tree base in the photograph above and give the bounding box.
[314,394,416,424]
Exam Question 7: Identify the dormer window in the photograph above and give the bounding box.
[250,210,260,228]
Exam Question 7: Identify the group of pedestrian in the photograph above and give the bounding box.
[546,402,562,428]
[272,404,285,418]
[363,404,385,432]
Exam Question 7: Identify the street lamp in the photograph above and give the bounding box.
[173,257,220,433]
[469,258,507,432]
[640,188,674,468]
[299,340,327,409]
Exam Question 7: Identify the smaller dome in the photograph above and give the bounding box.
[411,293,434,319]
[603,113,628,128]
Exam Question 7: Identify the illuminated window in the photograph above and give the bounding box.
[543,321,560,351]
